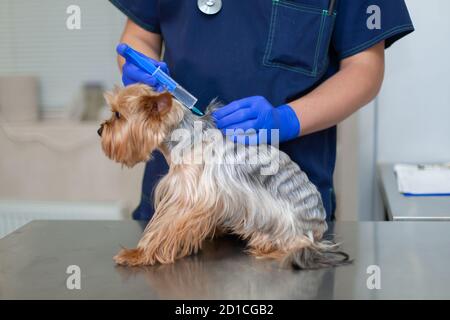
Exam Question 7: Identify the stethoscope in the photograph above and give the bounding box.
[197,0,336,16]
[197,0,222,15]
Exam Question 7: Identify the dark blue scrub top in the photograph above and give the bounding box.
[110,0,414,221]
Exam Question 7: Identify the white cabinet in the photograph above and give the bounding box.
[0,120,146,236]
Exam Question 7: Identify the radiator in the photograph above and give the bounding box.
[0,200,126,239]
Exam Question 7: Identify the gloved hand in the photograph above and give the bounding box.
[212,96,300,145]
[116,43,170,92]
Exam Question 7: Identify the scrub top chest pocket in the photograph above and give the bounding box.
[263,0,336,77]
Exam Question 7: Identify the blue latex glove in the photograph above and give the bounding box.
[116,43,170,92]
[212,96,300,145]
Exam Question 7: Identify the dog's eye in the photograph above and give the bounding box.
[115,112,121,119]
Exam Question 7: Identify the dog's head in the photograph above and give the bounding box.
[98,84,183,167]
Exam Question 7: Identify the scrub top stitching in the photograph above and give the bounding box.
[339,24,414,59]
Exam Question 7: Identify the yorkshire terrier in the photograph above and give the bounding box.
[98,84,350,269]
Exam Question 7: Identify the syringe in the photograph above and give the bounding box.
[117,44,204,116]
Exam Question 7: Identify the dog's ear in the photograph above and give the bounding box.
[141,92,172,116]
[103,91,114,106]
[103,86,120,106]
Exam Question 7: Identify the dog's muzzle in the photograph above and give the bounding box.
[97,124,104,137]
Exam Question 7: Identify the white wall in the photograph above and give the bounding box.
[0,0,125,112]
[377,0,450,163]
[372,0,450,219]
[336,0,450,221]
[0,2,144,222]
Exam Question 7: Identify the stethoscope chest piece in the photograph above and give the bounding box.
[198,0,222,15]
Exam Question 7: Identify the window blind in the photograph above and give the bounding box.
[0,0,125,111]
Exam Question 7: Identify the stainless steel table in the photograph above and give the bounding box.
[378,163,450,221]
[1,220,450,299]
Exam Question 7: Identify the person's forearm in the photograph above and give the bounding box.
[289,42,385,136]
[117,19,163,71]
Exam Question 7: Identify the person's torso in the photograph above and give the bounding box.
[142,0,342,218]
[159,0,340,109]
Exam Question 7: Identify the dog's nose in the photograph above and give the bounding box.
[97,125,104,137]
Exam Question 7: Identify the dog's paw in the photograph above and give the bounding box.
[113,248,147,266]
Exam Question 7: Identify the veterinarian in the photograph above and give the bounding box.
[110,0,413,221]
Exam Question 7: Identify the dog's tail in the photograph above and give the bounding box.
[281,240,351,270]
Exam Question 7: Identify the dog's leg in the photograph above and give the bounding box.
[114,165,220,266]
[246,231,310,259]
[113,208,216,266]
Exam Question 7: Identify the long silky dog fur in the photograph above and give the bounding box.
[99,84,350,269]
